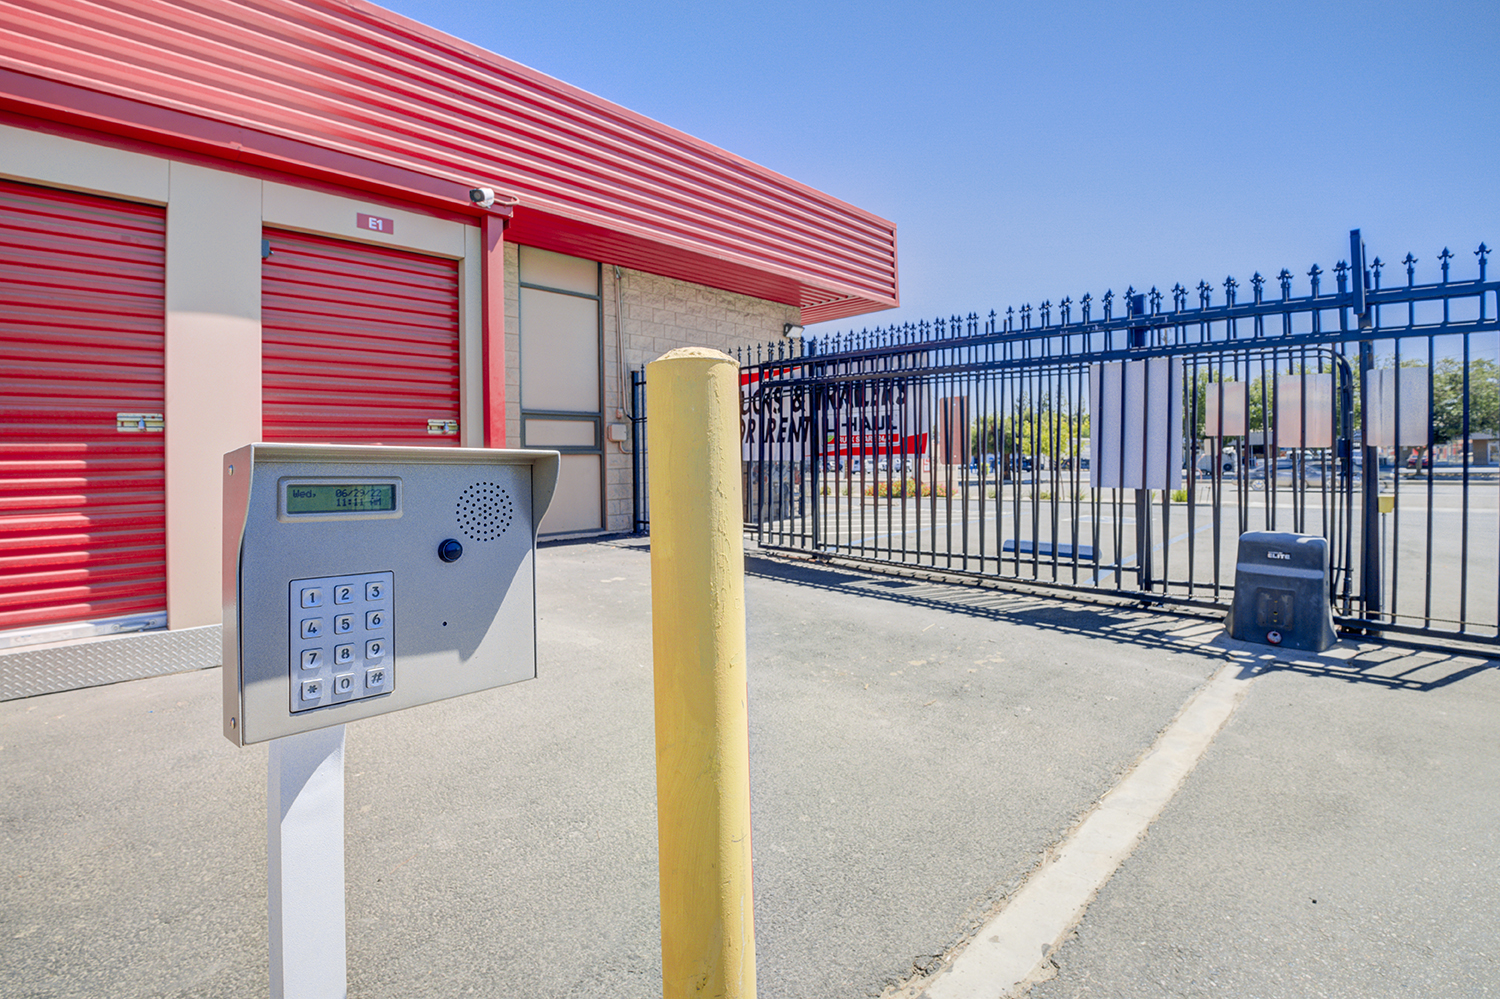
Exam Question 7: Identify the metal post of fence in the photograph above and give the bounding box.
[1129,293,1154,592]
[631,367,647,535]
[1352,230,1383,627]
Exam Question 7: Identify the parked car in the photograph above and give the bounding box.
[1249,454,1327,489]
[1407,450,1431,469]
[1197,446,1239,476]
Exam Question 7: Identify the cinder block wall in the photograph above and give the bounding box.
[604,267,799,533]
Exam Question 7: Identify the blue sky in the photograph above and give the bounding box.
[381,0,1498,338]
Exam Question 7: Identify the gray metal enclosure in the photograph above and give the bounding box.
[737,233,1499,650]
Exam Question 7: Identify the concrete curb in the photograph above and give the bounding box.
[920,662,1254,999]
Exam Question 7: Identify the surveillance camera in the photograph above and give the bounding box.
[469,187,495,208]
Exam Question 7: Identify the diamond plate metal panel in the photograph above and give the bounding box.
[0,625,220,701]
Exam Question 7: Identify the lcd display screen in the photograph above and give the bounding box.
[285,482,398,515]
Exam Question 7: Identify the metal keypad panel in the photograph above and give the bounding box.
[289,571,394,712]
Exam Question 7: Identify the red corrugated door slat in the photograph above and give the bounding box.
[0,178,167,635]
[262,229,461,446]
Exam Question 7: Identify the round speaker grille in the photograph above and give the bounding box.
[456,482,514,542]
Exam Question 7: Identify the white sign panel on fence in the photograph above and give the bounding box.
[1202,380,1248,438]
[1089,358,1183,490]
[1365,367,1431,447]
[1275,373,1335,449]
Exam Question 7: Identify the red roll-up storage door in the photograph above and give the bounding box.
[0,179,167,637]
[262,230,461,445]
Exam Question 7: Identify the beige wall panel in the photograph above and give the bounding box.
[538,454,603,535]
[524,419,596,447]
[262,182,466,258]
[520,287,600,413]
[459,225,484,447]
[0,124,169,203]
[519,245,598,294]
[164,164,263,629]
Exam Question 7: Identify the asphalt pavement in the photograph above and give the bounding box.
[1,538,1496,998]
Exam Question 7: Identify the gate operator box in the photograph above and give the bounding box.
[222,443,559,746]
[1225,531,1338,653]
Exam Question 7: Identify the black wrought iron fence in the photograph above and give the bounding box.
[630,367,649,535]
[737,232,1499,648]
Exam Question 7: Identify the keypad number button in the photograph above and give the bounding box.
[365,582,384,601]
[365,639,386,660]
[334,644,354,665]
[300,649,323,670]
[300,588,324,609]
[334,614,353,634]
[366,610,385,630]
[300,618,324,639]
[333,674,355,695]
[333,585,354,605]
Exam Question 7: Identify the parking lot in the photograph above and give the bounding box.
[3,539,1497,998]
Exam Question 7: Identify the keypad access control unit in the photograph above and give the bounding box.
[223,444,559,746]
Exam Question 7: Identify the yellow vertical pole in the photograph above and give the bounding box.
[647,347,756,999]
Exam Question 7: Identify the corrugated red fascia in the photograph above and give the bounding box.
[0,0,898,321]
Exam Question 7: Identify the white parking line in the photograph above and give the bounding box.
[921,662,1254,999]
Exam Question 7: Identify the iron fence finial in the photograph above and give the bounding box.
[1439,247,1453,282]
[1477,243,1490,281]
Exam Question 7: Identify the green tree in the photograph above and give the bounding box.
[1430,357,1500,443]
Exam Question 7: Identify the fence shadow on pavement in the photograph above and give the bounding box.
[741,552,1498,694]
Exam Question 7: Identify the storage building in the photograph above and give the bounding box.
[0,0,897,693]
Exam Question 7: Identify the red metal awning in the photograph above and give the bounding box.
[0,0,898,323]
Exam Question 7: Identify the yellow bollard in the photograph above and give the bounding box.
[647,347,756,999]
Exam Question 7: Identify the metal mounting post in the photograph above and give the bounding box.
[268,724,347,999]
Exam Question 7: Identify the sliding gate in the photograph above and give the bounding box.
[740,232,1499,648]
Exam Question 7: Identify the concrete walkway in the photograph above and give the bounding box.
[2,538,1495,998]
